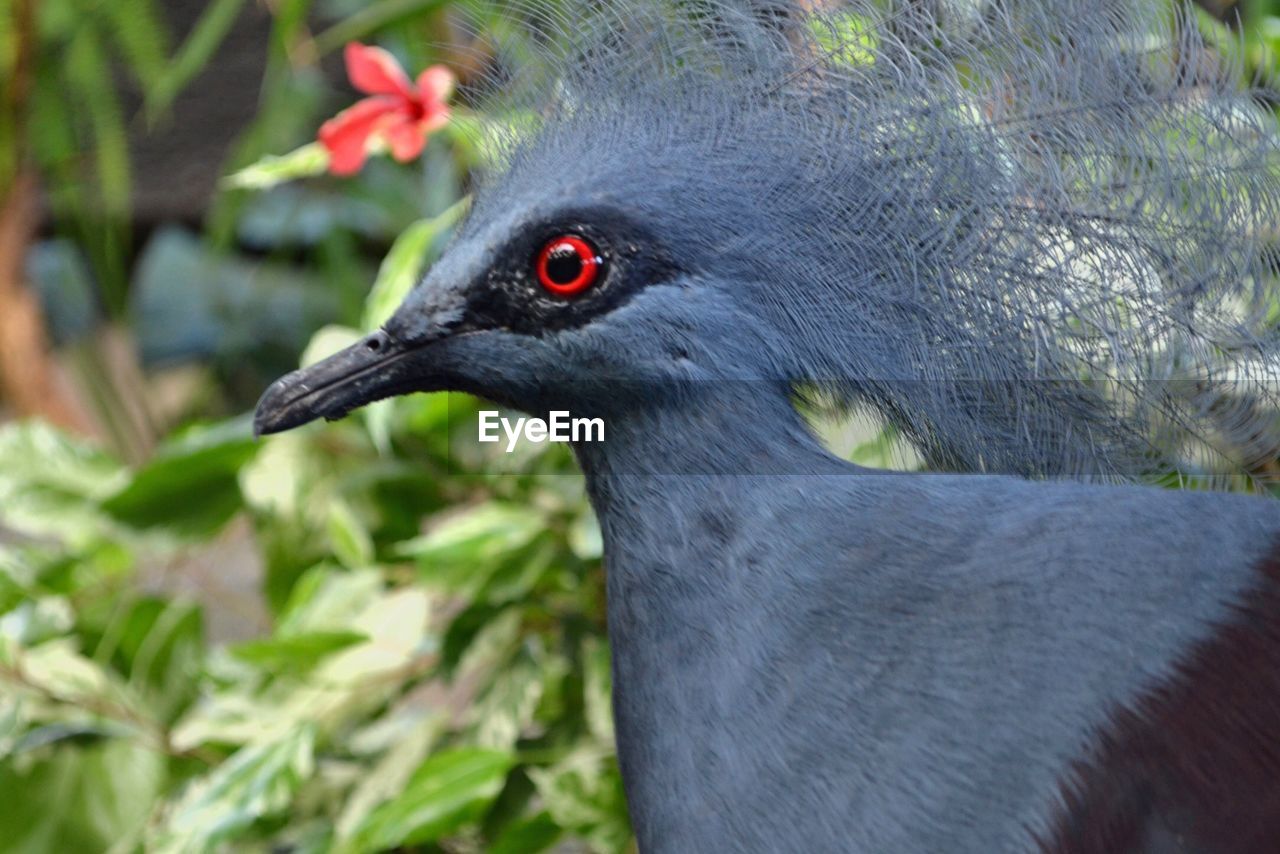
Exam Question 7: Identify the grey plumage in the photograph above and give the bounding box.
[254,0,1280,850]
[450,0,1280,480]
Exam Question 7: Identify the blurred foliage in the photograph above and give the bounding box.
[0,404,625,851]
[3,0,1280,851]
[4,0,629,851]
[1198,0,1280,90]
[5,0,234,314]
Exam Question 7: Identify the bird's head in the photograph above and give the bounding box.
[252,127,798,434]
[254,9,825,435]
[255,0,1280,481]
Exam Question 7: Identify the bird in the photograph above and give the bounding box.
[255,0,1280,850]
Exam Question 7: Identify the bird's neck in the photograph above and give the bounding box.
[571,383,847,484]
[568,386,870,844]
[571,389,839,616]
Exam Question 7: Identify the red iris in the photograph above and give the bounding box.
[536,235,601,297]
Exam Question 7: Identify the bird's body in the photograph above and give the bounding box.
[254,0,1280,848]
[580,391,1280,851]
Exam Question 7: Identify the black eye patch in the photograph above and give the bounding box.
[455,207,679,336]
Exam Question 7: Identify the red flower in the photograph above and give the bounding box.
[319,43,455,176]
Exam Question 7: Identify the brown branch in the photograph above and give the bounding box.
[0,172,94,432]
[0,0,94,433]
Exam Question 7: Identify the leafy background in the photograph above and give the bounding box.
[1,0,1278,851]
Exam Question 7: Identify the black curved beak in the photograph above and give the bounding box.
[253,328,436,437]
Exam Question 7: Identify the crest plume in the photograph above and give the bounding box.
[451,0,1280,480]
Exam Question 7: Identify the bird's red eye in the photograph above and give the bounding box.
[536,235,600,297]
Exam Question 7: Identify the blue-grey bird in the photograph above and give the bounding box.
[255,0,1280,849]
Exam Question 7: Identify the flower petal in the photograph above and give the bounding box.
[383,114,427,162]
[318,96,400,175]
[418,106,451,136]
[344,43,414,98]
[416,65,456,104]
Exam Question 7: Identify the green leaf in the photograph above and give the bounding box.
[267,0,319,59]
[0,596,74,648]
[568,507,604,560]
[0,422,124,542]
[396,503,546,593]
[440,602,503,673]
[477,544,554,604]
[0,555,27,617]
[230,630,367,673]
[239,429,320,520]
[361,217,434,332]
[363,399,396,457]
[66,26,130,217]
[87,597,204,725]
[848,424,908,469]
[147,0,250,117]
[275,568,384,636]
[528,752,632,854]
[807,10,878,71]
[326,498,374,568]
[353,747,513,848]
[582,638,614,743]
[313,0,454,55]
[300,324,362,368]
[470,653,543,750]
[362,198,469,331]
[101,419,258,537]
[103,0,170,89]
[489,811,563,854]
[153,726,315,853]
[221,142,330,191]
[9,638,144,724]
[0,638,158,775]
[169,689,290,751]
[0,739,165,854]
[335,714,440,843]
[0,421,122,493]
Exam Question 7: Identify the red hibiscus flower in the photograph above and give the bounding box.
[319,43,455,176]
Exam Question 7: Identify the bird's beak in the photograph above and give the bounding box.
[253,327,439,437]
